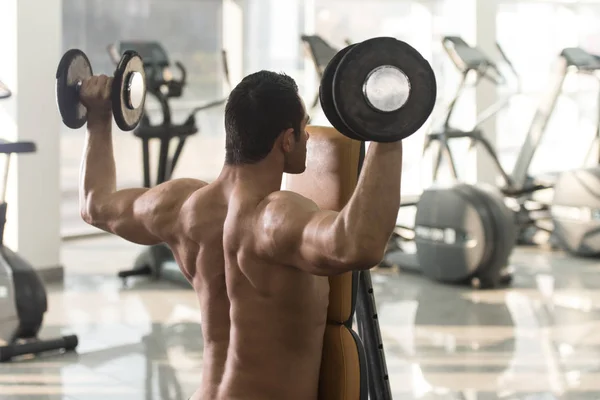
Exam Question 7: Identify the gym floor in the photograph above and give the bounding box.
[1,235,599,400]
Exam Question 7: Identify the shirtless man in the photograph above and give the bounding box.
[79,70,403,400]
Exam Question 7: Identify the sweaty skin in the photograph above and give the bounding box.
[78,75,403,400]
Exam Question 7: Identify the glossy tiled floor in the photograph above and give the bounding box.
[2,235,600,399]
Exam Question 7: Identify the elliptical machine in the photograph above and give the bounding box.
[383,181,517,289]
[548,49,600,256]
[425,37,600,256]
[0,82,79,361]
[106,41,231,287]
[379,38,519,289]
[423,36,556,246]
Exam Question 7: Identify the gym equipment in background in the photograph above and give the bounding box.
[382,181,517,289]
[548,49,600,256]
[552,167,600,256]
[432,37,600,254]
[355,268,392,399]
[0,80,10,99]
[107,41,231,287]
[427,36,552,245]
[0,118,79,361]
[320,38,515,288]
[301,34,355,111]
[301,34,340,110]
[56,49,146,131]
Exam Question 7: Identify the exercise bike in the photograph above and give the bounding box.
[0,82,79,361]
[107,41,232,287]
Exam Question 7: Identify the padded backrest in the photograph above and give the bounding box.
[284,125,367,400]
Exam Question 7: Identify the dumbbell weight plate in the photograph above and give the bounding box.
[319,44,363,141]
[332,37,437,142]
[56,49,93,129]
[112,51,146,131]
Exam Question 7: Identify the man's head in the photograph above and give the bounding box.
[224,71,310,174]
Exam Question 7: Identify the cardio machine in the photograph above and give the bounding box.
[0,82,79,361]
[423,36,556,245]
[382,180,517,289]
[106,41,231,287]
[300,34,354,111]
[427,37,600,255]
[378,38,519,289]
[546,49,600,256]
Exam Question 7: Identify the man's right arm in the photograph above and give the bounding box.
[256,141,403,276]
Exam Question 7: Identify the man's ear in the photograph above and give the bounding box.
[281,128,296,153]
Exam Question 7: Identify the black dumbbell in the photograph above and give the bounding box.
[319,37,437,142]
[56,49,146,131]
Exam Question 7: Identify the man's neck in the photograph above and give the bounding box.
[218,156,284,195]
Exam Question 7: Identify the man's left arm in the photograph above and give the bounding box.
[78,75,205,245]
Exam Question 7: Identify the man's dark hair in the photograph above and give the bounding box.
[224,71,304,165]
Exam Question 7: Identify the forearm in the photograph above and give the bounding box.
[79,112,116,216]
[337,142,403,258]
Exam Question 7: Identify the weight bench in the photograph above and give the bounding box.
[285,126,392,400]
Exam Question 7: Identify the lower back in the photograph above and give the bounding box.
[220,321,326,399]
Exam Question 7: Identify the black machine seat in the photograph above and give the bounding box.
[0,140,36,155]
[443,36,498,72]
[301,34,340,75]
[301,35,341,109]
[561,47,600,70]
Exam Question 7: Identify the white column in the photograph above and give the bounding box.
[222,0,245,88]
[473,0,499,185]
[302,0,317,104]
[0,0,62,278]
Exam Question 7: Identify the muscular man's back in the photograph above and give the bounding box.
[78,70,403,400]
[176,181,329,400]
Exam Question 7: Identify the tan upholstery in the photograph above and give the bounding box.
[284,125,367,400]
[319,325,363,400]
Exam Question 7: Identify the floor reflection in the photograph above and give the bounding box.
[373,248,600,399]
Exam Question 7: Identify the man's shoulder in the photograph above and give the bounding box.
[260,190,319,214]
[160,178,209,193]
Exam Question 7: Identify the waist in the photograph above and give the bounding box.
[219,365,320,400]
